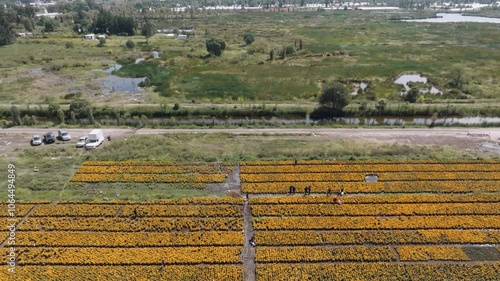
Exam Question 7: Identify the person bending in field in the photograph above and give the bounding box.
[333,197,342,205]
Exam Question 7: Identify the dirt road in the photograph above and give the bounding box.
[3,127,500,138]
[1,127,499,158]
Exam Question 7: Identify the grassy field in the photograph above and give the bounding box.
[0,10,499,108]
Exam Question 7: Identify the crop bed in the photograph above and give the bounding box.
[0,197,244,280]
[247,160,500,280]
[70,161,234,186]
[2,160,499,280]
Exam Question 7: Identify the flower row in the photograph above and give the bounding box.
[14,231,243,247]
[252,215,500,231]
[30,205,120,217]
[82,161,235,167]
[396,246,470,261]
[53,197,243,205]
[254,230,500,246]
[16,217,243,232]
[240,160,500,166]
[249,193,500,204]
[240,172,500,183]
[255,246,397,263]
[71,173,228,183]
[29,204,242,217]
[77,165,233,175]
[251,202,500,217]
[240,163,500,174]
[119,205,242,217]
[0,265,243,281]
[241,181,500,193]
[0,204,34,217]
[255,263,500,281]
[7,247,242,265]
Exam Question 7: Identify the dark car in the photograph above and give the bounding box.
[44,132,56,144]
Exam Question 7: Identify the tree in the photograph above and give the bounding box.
[97,37,106,47]
[447,66,467,89]
[319,82,349,110]
[206,38,226,57]
[10,106,21,126]
[70,99,91,118]
[141,18,155,44]
[57,108,65,124]
[0,23,15,46]
[70,111,76,124]
[311,82,349,119]
[87,108,95,124]
[376,99,387,112]
[404,87,419,103]
[125,39,135,49]
[243,32,254,45]
[280,46,295,59]
[44,20,56,32]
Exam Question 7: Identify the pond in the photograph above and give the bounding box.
[405,13,500,23]
[102,76,146,95]
[394,74,441,94]
[97,51,160,94]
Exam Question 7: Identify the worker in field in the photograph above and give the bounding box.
[327,187,332,196]
[333,197,342,205]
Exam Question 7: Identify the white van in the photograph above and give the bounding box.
[85,129,104,149]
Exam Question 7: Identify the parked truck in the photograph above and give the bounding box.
[85,129,104,149]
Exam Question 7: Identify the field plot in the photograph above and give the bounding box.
[0,197,244,280]
[247,160,500,280]
[71,161,234,184]
[241,160,500,194]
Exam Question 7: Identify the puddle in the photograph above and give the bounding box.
[351,82,368,96]
[102,76,146,95]
[394,74,441,94]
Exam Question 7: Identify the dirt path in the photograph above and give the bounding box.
[242,198,256,281]
[2,127,499,158]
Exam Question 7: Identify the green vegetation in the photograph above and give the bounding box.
[311,82,350,119]
[206,38,226,57]
[0,6,499,123]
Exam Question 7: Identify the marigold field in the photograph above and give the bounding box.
[2,160,499,280]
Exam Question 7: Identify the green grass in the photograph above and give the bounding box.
[2,10,500,106]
